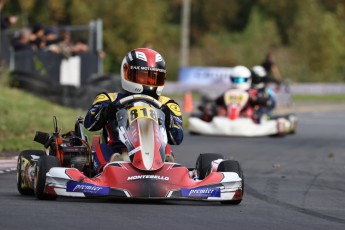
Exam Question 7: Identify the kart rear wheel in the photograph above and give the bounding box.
[17,150,46,195]
[217,160,244,205]
[196,153,224,180]
[34,155,59,200]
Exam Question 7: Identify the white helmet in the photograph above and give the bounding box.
[230,65,251,90]
[251,65,268,89]
[120,48,166,98]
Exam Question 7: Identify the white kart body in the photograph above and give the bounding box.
[189,116,291,136]
[189,89,294,136]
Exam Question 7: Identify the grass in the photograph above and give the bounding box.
[0,84,89,151]
[292,94,345,103]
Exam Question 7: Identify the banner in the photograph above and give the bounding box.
[178,66,232,85]
[60,56,81,87]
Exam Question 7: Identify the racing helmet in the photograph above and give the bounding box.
[121,48,166,98]
[251,65,268,89]
[230,65,251,90]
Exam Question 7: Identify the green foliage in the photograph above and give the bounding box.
[32,55,46,76]
[229,6,281,66]
[190,7,281,67]
[2,0,345,82]
[293,94,345,102]
[70,0,173,73]
[289,0,345,82]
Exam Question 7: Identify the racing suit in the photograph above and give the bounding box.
[84,92,184,173]
[248,88,276,123]
[214,88,276,123]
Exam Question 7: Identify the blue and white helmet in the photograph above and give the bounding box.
[230,65,251,90]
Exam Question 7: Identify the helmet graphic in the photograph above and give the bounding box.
[121,48,166,97]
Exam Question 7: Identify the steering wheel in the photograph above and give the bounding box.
[116,94,162,109]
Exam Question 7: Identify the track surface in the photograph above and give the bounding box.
[1,110,345,230]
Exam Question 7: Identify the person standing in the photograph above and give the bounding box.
[261,52,282,85]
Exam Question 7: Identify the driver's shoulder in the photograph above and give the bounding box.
[92,92,119,104]
[159,95,173,104]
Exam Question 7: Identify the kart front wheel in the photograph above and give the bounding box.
[34,155,59,200]
[217,160,244,205]
[196,153,224,180]
[17,150,46,195]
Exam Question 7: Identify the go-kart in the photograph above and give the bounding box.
[188,89,297,137]
[17,94,244,204]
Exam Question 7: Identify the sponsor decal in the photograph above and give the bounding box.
[93,94,107,104]
[173,116,182,124]
[130,66,166,73]
[127,175,169,181]
[181,187,221,197]
[167,103,181,116]
[128,146,141,157]
[66,181,110,195]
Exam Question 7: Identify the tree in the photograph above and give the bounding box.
[289,0,344,82]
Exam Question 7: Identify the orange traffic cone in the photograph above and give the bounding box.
[183,91,194,113]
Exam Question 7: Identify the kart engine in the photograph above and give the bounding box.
[33,116,92,175]
[60,137,90,171]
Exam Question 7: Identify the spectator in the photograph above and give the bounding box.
[72,38,89,55]
[11,28,33,51]
[58,29,75,57]
[44,27,63,53]
[30,23,45,50]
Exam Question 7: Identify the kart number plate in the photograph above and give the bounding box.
[128,106,158,124]
[224,91,248,106]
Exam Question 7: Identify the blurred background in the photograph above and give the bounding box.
[1,0,344,82]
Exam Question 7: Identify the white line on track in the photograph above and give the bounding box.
[0,157,17,173]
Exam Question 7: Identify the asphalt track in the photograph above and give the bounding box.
[1,109,345,230]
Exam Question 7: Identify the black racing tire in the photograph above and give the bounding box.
[17,150,46,196]
[34,155,59,200]
[196,153,224,180]
[217,160,244,205]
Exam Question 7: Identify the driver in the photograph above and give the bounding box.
[250,65,276,123]
[215,65,252,118]
[84,48,183,173]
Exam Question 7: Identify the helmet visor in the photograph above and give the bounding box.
[231,77,249,84]
[125,69,165,86]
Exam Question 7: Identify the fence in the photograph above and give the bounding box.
[0,20,121,109]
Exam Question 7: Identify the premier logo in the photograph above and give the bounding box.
[189,188,215,196]
[66,181,110,195]
[73,184,102,192]
[127,175,169,181]
[181,187,221,197]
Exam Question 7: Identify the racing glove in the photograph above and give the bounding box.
[104,102,118,120]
